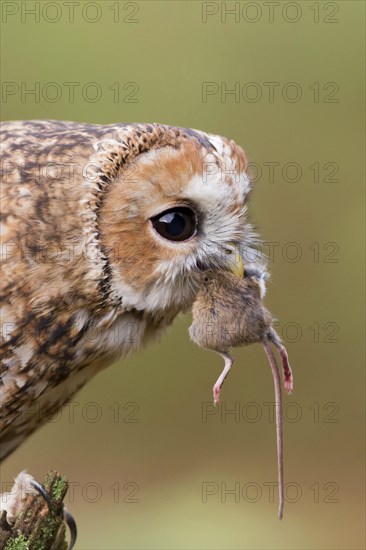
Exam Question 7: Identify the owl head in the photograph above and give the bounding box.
[85,123,262,314]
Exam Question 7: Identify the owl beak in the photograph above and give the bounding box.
[224,243,244,278]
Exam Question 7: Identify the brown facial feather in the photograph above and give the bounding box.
[99,143,208,290]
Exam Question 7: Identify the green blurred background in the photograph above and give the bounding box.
[1,1,364,548]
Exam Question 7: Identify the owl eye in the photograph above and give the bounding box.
[150,207,197,242]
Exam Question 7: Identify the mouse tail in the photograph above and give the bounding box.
[262,340,284,520]
[267,327,293,395]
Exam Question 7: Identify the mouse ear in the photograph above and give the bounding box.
[243,268,267,298]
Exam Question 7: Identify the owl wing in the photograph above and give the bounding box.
[0,120,135,459]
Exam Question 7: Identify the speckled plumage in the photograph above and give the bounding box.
[0,120,260,461]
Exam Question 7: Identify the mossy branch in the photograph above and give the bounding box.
[0,472,70,550]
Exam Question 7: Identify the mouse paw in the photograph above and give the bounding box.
[284,378,293,394]
[213,384,221,406]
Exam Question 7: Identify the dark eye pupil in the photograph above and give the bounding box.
[151,207,197,242]
[160,212,186,237]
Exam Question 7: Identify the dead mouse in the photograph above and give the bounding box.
[189,262,293,519]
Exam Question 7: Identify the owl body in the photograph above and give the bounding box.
[0,120,258,460]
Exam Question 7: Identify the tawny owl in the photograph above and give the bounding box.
[0,120,262,464]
